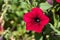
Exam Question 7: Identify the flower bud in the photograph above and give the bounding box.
[47,0,53,5]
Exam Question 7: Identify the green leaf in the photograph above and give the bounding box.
[17,21,26,35]
[12,0,18,4]
[49,23,60,35]
[34,33,42,40]
[20,2,27,8]
[57,22,60,28]
[11,5,17,11]
[16,11,24,17]
[57,7,60,11]
[40,2,52,11]
[0,0,2,4]
[40,36,43,40]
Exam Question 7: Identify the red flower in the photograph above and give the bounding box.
[0,25,4,34]
[0,17,4,33]
[47,0,53,5]
[24,7,49,33]
[0,26,4,32]
[56,0,60,3]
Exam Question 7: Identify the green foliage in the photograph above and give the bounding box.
[40,2,52,11]
[0,0,60,40]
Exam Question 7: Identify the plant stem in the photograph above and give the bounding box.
[49,23,60,35]
[52,8,57,28]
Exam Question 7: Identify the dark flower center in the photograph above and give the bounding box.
[34,17,40,23]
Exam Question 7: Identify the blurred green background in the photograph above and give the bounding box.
[0,0,60,40]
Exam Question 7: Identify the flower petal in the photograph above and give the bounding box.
[26,22,44,33]
[24,12,33,22]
